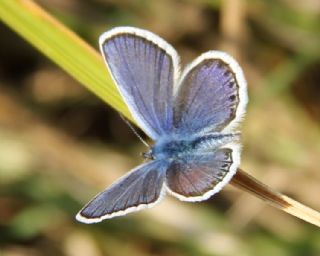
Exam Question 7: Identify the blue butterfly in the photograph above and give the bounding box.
[76,27,248,223]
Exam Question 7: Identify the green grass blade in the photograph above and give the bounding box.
[0,0,132,121]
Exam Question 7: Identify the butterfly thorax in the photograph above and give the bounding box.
[148,133,240,161]
[151,139,192,160]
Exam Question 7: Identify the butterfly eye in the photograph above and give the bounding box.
[141,151,154,160]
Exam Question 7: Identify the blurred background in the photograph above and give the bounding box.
[1,0,320,255]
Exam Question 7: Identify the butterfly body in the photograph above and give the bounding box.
[151,136,197,160]
[150,132,239,161]
[76,27,248,223]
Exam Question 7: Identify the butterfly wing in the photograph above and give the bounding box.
[165,144,240,201]
[100,27,180,140]
[76,160,168,223]
[174,51,248,135]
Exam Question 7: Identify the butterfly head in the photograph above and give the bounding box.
[141,150,154,160]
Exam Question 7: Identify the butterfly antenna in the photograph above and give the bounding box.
[119,114,150,148]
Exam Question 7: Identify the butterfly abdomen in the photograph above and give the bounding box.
[191,133,240,151]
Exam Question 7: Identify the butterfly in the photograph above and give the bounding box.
[76,27,248,223]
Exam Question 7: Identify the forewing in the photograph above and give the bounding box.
[100,27,180,139]
[166,144,240,201]
[76,160,168,223]
[174,51,248,135]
